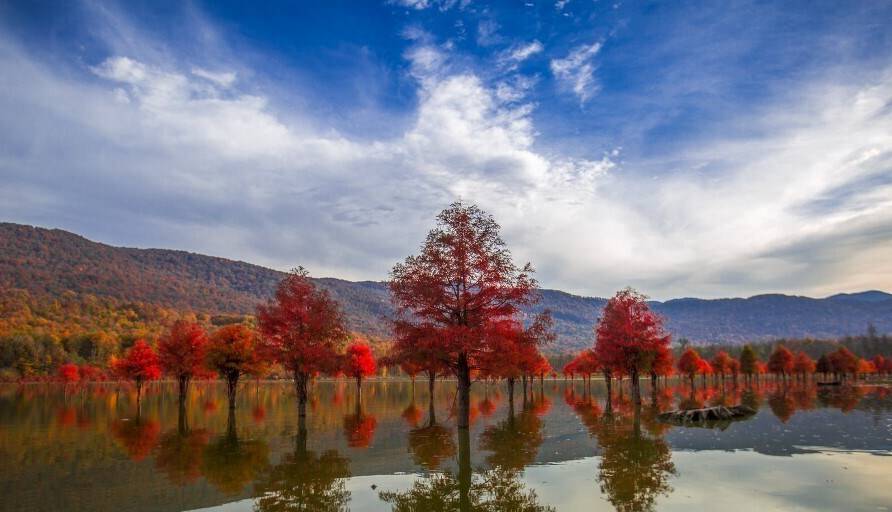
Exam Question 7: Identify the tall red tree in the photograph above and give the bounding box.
[257,268,347,419]
[158,320,208,407]
[206,324,260,411]
[768,345,794,380]
[711,351,733,381]
[595,289,671,404]
[114,340,162,411]
[677,348,702,387]
[343,339,376,400]
[827,347,859,380]
[476,318,542,409]
[792,351,816,380]
[389,202,537,429]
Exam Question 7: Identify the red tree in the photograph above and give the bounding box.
[828,347,859,380]
[595,289,671,404]
[768,345,794,380]
[206,324,260,411]
[114,340,161,411]
[711,351,733,381]
[389,202,537,429]
[476,318,543,409]
[677,348,702,387]
[257,268,346,419]
[792,351,816,380]
[343,339,376,400]
[58,362,80,384]
[158,320,208,407]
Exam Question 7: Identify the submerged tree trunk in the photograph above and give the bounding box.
[631,367,641,405]
[604,370,613,413]
[507,377,515,412]
[356,375,363,404]
[295,370,309,419]
[458,427,472,511]
[226,373,239,411]
[457,353,471,430]
[177,375,190,411]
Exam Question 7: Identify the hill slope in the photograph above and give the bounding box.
[2,222,891,350]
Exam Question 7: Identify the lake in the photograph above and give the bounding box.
[1,379,891,511]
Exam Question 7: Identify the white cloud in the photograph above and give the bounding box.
[2,23,892,301]
[506,40,543,63]
[550,42,602,103]
[191,67,236,88]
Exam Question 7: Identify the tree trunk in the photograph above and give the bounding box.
[226,373,238,411]
[135,379,143,419]
[456,353,471,430]
[295,370,308,419]
[604,370,613,413]
[458,427,472,512]
[178,375,189,411]
[507,377,515,412]
[631,367,641,405]
[427,371,436,423]
[356,375,363,404]
[521,375,528,405]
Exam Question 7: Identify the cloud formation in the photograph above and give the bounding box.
[550,42,602,103]
[1,3,891,301]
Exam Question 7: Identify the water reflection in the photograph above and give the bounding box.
[201,411,269,496]
[254,418,350,512]
[0,379,891,512]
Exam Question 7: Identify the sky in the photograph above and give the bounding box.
[1,0,891,300]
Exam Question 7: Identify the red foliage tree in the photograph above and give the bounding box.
[476,317,543,408]
[768,345,794,380]
[206,324,260,411]
[389,202,537,429]
[158,320,208,406]
[387,323,449,404]
[257,268,346,418]
[711,351,733,381]
[595,288,671,404]
[58,362,80,384]
[792,351,816,380]
[828,347,859,380]
[113,340,161,410]
[343,339,376,399]
[677,348,702,387]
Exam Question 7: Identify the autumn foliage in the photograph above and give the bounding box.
[257,268,346,417]
[389,202,538,428]
[206,324,259,410]
[113,340,161,407]
[158,320,208,404]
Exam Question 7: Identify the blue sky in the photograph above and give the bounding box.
[1,0,891,299]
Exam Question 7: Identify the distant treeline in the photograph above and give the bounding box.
[544,327,892,373]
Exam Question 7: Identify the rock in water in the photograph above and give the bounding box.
[657,405,756,427]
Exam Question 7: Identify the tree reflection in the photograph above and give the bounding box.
[407,415,456,470]
[155,428,210,486]
[592,407,676,512]
[479,400,544,471]
[343,402,377,448]
[254,417,350,512]
[202,410,269,496]
[381,429,553,512]
[110,417,161,461]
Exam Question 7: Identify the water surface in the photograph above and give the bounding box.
[1,379,890,511]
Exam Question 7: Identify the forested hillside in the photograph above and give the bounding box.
[2,222,892,362]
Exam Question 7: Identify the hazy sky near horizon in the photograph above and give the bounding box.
[1,1,891,300]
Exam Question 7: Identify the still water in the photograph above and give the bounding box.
[1,379,891,512]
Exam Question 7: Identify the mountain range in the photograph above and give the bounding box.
[2,222,890,352]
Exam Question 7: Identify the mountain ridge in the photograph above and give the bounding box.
[2,222,891,351]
